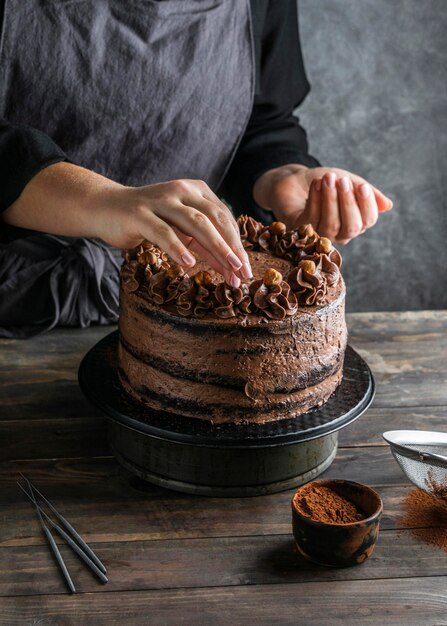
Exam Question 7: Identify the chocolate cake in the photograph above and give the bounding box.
[118,216,347,424]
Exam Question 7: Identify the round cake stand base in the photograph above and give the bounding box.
[112,442,338,497]
[79,331,375,497]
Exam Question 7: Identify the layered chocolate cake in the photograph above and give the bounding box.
[118,216,347,424]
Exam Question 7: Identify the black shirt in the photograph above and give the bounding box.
[0,0,318,226]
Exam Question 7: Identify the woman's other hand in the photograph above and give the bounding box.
[253,164,393,244]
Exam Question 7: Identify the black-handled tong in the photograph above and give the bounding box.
[19,473,107,575]
[18,474,108,592]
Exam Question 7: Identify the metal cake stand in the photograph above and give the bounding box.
[78,331,375,496]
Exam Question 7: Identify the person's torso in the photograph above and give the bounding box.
[0,0,255,189]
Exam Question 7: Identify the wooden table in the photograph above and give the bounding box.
[1,311,446,625]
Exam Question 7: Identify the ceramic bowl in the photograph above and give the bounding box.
[291,479,383,567]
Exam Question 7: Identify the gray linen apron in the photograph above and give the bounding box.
[0,0,254,337]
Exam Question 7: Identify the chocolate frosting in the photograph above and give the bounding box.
[121,216,343,320]
[165,273,189,303]
[286,265,328,306]
[320,249,342,286]
[176,278,215,318]
[257,224,319,263]
[249,279,298,320]
[214,282,251,318]
[146,271,171,305]
[237,214,267,248]
[121,260,142,294]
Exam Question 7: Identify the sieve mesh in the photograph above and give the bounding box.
[391,444,447,493]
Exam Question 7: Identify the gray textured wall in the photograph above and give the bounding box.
[297,0,447,312]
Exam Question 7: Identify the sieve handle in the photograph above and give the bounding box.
[391,442,447,466]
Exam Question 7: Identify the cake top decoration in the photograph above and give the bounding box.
[121,215,342,320]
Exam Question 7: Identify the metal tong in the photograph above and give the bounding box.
[18,473,108,593]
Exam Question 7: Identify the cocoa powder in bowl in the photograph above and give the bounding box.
[294,483,365,524]
[291,479,383,567]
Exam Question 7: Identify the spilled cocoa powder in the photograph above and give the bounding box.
[294,484,365,524]
[398,487,447,552]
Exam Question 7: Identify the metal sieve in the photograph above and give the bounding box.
[383,430,447,494]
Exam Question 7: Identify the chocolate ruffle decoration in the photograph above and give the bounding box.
[145,266,190,306]
[121,219,343,321]
[249,277,298,320]
[146,271,171,305]
[256,221,320,264]
[286,261,328,306]
[237,214,267,248]
[300,247,342,287]
[176,272,215,318]
[320,248,342,285]
[214,282,251,318]
[121,261,143,294]
[165,271,189,303]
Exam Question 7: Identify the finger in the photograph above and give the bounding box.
[354,182,379,231]
[317,172,341,240]
[154,203,244,278]
[303,178,322,229]
[174,179,252,278]
[139,212,197,268]
[188,241,241,288]
[190,195,252,279]
[334,172,392,213]
[347,174,391,213]
[176,230,241,288]
[373,187,393,213]
[336,176,363,243]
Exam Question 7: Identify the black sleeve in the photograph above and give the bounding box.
[218,0,320,223]
[0,118,67,213]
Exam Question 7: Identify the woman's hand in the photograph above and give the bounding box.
[3,163,251,287]
[100,178,252,287]
[253,164,393,244]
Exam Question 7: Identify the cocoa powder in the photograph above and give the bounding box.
[399,488,447,551]
[294,484,365,524]
[425,469,447,500]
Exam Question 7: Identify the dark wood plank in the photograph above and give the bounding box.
[354,365,447,408]
[0,326,114,366]
[0,328,111,424]
[0,417,109,462]
[0,578,446,625]
[346,310,447,340]
[0,451,422,548]
[0,379,104,422]
[1,482,415,548]
[338,405,447,446]
[349,337,447,409]
[1,528,446,597]
[346,311,447,409]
